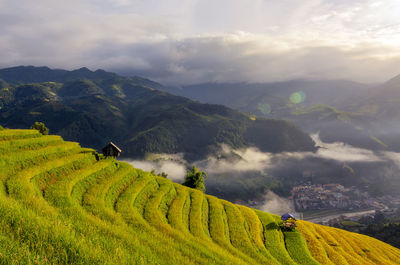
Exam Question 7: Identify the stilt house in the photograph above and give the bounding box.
[102,142,122,158]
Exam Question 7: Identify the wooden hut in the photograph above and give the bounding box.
[281,213,297,230]
[102,142,122,158]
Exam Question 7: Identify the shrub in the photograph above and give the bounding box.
[31,122,49,135]
[182,166,207,192]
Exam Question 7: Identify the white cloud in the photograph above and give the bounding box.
[382,151,400,167]
[259,191,295,216]
[311,134,382,162]
[203,146,272,174]
[1,0,400,84]
[124,159,187,182]
[199,133,385,177]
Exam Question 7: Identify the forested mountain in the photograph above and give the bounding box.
[165,78,400,152]
[0,66,315,161]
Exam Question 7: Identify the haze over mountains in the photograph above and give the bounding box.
[165,76,400,153]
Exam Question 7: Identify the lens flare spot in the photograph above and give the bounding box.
[290,91,306,104]
[257,103,271,115]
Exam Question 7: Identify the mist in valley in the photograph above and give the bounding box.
[123,133,400,214]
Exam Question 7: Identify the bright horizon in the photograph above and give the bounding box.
[1,0,400,84]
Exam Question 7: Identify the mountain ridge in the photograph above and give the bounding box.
[0,66,316,161]
[163,77,400,153]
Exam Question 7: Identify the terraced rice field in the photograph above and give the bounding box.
[0,128,399,264]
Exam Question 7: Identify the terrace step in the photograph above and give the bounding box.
[0,129,42,141]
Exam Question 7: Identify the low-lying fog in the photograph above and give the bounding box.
[122,134,400,215]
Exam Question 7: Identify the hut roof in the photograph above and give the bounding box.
[105,142,122,153]
[281,213,296,221]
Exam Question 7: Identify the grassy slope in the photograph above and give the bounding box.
[0,129,399,264]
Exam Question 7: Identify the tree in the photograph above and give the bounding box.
[374,210,386,224]
[182,166,207,192]
[31,122,49,135]
[359,215,374,225]
[150,169,168,178]
[159,172,168,178]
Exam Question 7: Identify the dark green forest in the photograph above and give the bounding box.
[0,66,315,161]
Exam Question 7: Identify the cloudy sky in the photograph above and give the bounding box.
[1,0,400,84]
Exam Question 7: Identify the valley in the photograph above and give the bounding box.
[2,0,400,263]
[0,67,400,231]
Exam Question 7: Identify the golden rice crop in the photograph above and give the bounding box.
[255,210,298,265]
[297,220,400,265]
[1,129,400,264]
[189,189,209,238]
[167,184,190,232]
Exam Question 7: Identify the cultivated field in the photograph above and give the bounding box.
[0,128,399,264]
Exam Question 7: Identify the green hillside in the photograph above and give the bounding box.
[0,128,399,264]
[0,66,316,161]
[165,81,398,152]
[289,104,386,150]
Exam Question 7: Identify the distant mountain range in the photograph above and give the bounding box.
[166,80,370,112]
[165,78,400,152]
[0,66,316,161]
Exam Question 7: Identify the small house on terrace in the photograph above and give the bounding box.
[281,213,297,230]
[102,142,122,158]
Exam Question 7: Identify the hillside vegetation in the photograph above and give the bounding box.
[165,80,400,152]
[0,66,315,161]
[0,128,399,264]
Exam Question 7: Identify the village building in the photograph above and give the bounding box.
[102,142,122,158]
[281,213,297,230]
